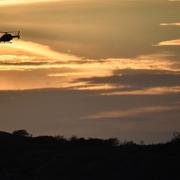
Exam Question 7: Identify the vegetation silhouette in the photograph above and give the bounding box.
[0,130,179,180]
[12,129,31,137]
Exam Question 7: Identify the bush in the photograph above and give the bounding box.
[12,129,30,137]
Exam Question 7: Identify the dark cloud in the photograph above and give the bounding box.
[0,61,47,66]
[75,69,180,90]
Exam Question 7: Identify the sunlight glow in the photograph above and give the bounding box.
[0,0,61,6]
[0,40,180,91]
[5,40,81,62]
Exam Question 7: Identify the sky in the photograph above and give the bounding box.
[0,0,180,143]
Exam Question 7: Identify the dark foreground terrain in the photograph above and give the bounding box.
[0,130,179,180]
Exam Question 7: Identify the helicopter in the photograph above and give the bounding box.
[0,31,20,43]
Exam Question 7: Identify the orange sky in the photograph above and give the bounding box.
[0,0,180,143]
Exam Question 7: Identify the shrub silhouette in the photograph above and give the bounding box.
[12,129,30,137]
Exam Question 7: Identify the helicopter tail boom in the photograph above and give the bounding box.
[13,31,20,39]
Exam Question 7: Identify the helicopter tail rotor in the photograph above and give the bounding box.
[17,31,20,39]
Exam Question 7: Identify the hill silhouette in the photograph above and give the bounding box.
[0,130,179,180]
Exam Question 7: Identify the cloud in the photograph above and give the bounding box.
[156,39,180,46]
[83,105,180,120]
[158,21,180,46]
[1,51,178,72]
[160,22,180,26]
[78,70,180,88]
[0,0,180,91]
[5,40,81,61]
[0,50,180,91]
[102,86,180,96]
[0,40,84,71]
[1,0,180,60]
[75,69,180,95]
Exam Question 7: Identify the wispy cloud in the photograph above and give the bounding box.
[1,41,179,72]
[83,105,180,120]
[102,86,180,96]
[5,40,81,62]
[0,41,180,91]
[156,39,180,46]
[157,21,180,47]
[160,22,180,26]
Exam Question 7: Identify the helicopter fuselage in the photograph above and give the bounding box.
[0,33,19,42]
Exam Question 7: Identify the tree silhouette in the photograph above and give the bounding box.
[0,130,179,180]
[171,132,180,143]
[12,129,30,137]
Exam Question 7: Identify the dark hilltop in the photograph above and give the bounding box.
[0,130,179,180]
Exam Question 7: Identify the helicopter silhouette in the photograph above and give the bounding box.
[0,31,20,43]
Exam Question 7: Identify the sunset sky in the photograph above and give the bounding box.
[0,0,180,143]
